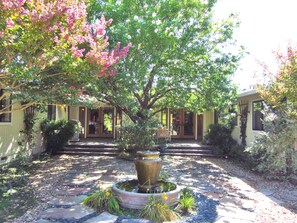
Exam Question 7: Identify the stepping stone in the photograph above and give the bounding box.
[62,179,97,187]
[120,219,154,223]
[259,189,274,196]
[55,187,92,196]
[280,194,297,202]
[40,205,96,222]
[269,196,285,205]
[85,212,118,223]
[47,195,87,207]
[35,220,62,223]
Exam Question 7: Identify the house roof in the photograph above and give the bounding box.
[238,89,258,98]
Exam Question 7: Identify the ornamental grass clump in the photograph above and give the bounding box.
[141,196,179,223]
[176,188,197,214]
[82,188,121,214]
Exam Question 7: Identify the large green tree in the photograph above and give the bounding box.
[0,0,130,114]
[86,0,243,122]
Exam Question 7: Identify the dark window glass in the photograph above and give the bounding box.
[47,105,56,120]
[0,89,12,123]
[252,100,264,131]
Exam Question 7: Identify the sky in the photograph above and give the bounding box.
[214,0,297,90]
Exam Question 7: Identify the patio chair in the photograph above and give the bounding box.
[156,128,171,143]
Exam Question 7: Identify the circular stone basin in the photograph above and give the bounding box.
[112,179,180,209]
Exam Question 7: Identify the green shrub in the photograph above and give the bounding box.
[83,188,121,214]
[205,123,237,155]
[176,188,196,213]
[141,196,179,223]
[117,119,160,153]
[246,106,297,178]
[40,119,75,155]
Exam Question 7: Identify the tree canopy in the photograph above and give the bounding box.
[86,0,243,122]
[0,0,130,114]
[258,44,297,119]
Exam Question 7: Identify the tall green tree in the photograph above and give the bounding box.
[0,0,130,114]
[86,0,243,122]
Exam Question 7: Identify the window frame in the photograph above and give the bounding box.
[252,100,264,131]
[0,89,12,123]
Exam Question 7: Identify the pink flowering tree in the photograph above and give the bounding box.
[0,0,130,114]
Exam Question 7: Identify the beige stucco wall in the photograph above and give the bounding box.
[232,92,264,147]
[56,104,69,120]
[69,106,79,120]
[203,110,215,137]
[0,101,24,165]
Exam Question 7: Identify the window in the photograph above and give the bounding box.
[0,89,12,123]
[252,100,264,131]
[47,105,56,120]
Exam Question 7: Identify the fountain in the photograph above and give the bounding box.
[112,150,180,209]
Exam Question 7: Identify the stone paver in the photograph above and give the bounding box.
[40,205,96,222]
[85,212,118,223]
[267,196,285,205]
[120,219,154,223]
[259,189,274,196]
[35,220,62,223]
[47,195,87,207]
[55,187,92,196]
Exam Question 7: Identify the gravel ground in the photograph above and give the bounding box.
[5,155,297,223]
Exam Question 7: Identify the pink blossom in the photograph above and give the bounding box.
[54,36,59,43]
[6,17,15,28]
[107,69,117,76]
[64,34,70,40]
[73,48,85,58]
[98,71,105,77]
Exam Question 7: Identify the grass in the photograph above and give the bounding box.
[141,196,179,223]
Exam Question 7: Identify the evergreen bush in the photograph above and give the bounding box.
[40,119,76,155]
[205,127,236,156]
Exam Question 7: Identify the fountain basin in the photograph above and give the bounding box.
[112,179,180,209]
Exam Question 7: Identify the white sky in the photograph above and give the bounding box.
[214,0,297,89]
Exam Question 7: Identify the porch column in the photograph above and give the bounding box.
[195,113,198,140]
[113,107,116,139]
[166,108,170,130]
[84,107,87,138]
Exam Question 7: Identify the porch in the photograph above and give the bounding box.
[69,107,215,141]
[59,138,217,157]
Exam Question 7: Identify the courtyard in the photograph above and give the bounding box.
[2,155,297,223]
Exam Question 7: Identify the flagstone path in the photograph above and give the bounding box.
[8,155,297,223]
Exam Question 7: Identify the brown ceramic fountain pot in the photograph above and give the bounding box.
[134,150,162,192]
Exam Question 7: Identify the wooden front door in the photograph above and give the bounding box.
[169,109,195,139]
[87,108,114,138]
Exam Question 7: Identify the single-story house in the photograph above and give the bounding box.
[0,88,265,165]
